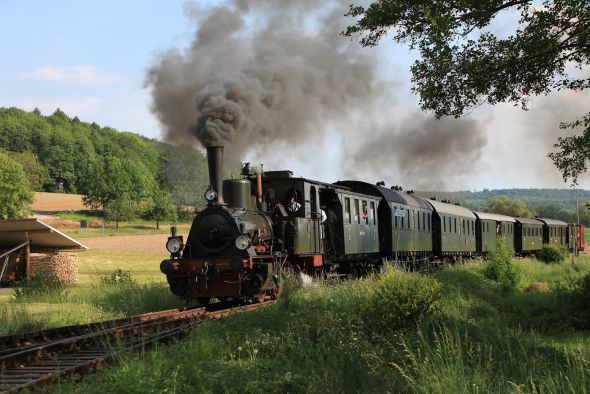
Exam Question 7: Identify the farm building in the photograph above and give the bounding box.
[0,219,87,285]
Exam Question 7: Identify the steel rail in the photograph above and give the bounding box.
[0,301,275,393]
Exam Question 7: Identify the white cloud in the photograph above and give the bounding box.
[16,66,120,84]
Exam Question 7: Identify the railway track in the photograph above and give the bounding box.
[0,301,275,393]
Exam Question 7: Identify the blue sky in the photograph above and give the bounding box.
[1,1,588,191]
[0,0,198,137]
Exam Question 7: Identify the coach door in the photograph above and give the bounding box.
[309,186,321,253]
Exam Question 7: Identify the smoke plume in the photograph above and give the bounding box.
[147,0,487,188]
[148,2,377,152]
[348,116,487,190]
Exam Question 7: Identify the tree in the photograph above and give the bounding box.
[3,150,48,191]
[144,189,178,229]
[0,152,33,219]
[344,1,590,183]
[83,156,156,211]
[488,196,535,217]
[104,194,136,229]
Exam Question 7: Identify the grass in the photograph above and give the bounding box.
[51,257,590,393]
[2,250,590,392]
[0,249,184,336]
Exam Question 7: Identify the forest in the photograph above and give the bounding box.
[0,107,211,222]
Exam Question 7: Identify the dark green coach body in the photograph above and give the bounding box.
[473,212,516,253]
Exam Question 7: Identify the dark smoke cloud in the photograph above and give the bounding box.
[348,116,487,190]
[147,1,378,155]
[147,0,487,188]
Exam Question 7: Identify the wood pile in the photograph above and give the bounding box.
[30,252,79,285]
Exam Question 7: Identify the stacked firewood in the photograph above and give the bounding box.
[29,252,79,285]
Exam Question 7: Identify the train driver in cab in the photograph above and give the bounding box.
[287,195,301,214]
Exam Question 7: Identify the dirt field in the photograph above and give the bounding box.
[32,192,89,211]
[81,233,171,253]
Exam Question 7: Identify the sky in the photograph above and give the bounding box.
[0,0,588,192]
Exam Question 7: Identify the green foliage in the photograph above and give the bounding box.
[13,271,66,300]
[143,189,178,229]
[103,194,137,228]
[356,268,441,334]
[566,272,590,329]
[344,1,590,183]
[550,114,590,185]
[0,151,33,219]
[538,245,567,264]
[487,195,535,218]
[58,259,590,394]
[483,238,521,288]
[100,269,137,286]
[3,149,49,191]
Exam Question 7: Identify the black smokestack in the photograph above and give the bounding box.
[206,146,225,205]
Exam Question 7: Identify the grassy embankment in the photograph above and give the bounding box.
[43,256,590,393]
[0,249,185,335]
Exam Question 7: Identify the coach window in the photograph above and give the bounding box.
[401,209,404,228]
[354,199,360,224]
[407,210,411,229]
[428,213,431,231]
[345,198,351,224]
[443,217,446,233]
[454,218,457,234]
[394,206,398,228]
[472,221,475,234]
[462,220,466,235]
[370,202,375,225]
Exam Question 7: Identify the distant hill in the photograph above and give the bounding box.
[416,189,590,211]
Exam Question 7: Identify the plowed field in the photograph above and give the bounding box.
[32,192,88,211]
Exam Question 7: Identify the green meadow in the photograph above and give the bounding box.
[29,254,590,393]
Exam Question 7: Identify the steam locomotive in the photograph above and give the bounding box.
[160,146,585,303]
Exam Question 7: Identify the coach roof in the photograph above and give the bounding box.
[535,218,568,226]
[426,199,476,219]
[473,212,516,222]
[335,181,432,210]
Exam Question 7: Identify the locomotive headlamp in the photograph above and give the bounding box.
[204,186,217,202]
[235,234,251,250]
[166,236,184,254]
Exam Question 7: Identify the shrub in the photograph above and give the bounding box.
[13,271,66,300]
[356,269,442,334]
[483,238,521,288]
[567,272,590,329]
[101,269,137,286]
[538,245,567,264]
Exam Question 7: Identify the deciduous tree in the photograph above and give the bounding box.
[488,196,535,217]
[0,152,33,219]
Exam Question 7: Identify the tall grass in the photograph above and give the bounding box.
[53,262,590,393]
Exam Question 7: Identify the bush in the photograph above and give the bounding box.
[483,238,521,288]
[566,272,590,329]
[356,269,442,334]
[538,245,567,264]
[13,271,66,300]
[101,269,137,286]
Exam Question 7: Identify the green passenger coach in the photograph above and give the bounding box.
[473,212,516,253]
[427,199,476,256]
